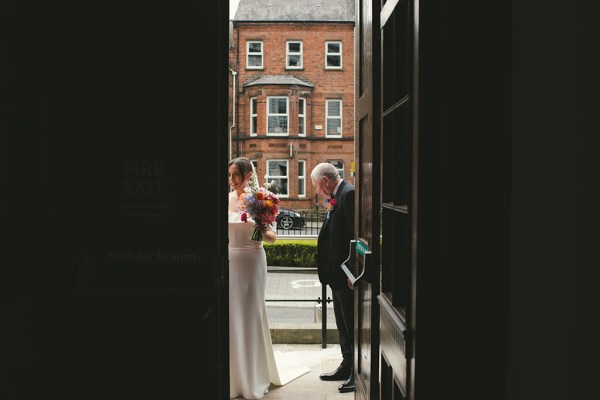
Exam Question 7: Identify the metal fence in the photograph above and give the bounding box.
[268,210,333,346]
[265,266,333,348]
[276,209,327,237]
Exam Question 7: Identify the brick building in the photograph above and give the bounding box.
[229,0,355,210]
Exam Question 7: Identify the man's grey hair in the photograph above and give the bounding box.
[311,162,340,181]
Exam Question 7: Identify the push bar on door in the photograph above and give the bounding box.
[340,239,370,286]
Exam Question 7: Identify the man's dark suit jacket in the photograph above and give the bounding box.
[317,179,355,290]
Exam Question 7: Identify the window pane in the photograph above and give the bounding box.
[269,98,287,113]
[327,42,340,53]
[248,42,262,52]
[250,98,257,134]
[266,160,289,196]
[248,42,262,68]
[267,97,288,134]
[327,119,341,134]
[326,42,341,68]
[287,42,302,68]
[267,160,287,175]
[298,98,305,136]
[328,101,341,116]
[326,100,342,136]
[298,179,305,195]
[268,116,288,133]
[248,55,262,67]
[298,160,306,196]
[327,55,341,67]
[288,55,301,67]
[269,178,288,195]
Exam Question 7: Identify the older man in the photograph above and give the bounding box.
[310,162,355,393]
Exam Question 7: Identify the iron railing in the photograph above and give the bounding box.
[268,210,332,346]
[275,210,327,237]
[265,266,333,348]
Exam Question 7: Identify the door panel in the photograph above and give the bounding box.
[354,0,381,399]
[66,10,230,398]
[1,6,229,399]
[356,0,418,398]
[378,0,418,398]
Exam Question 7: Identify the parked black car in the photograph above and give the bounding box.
[276,208,306,230]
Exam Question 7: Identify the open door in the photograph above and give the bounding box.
[2,5,229,399]
[353,0,382,399]
[377,0,419,398]
[355,0,418,398]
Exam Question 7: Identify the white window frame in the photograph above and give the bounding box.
[325,99,343,138]
[325,41,342,69]
[250,97,258,136]
[298,98,306,137]
[266,159,289,197]
[267,96,289,136]
[246,41,263,69]
[298,160,306,197]
[286,41,303,69]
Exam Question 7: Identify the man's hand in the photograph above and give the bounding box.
[347,279,355,290]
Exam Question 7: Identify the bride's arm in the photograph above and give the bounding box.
[259,222,277,244]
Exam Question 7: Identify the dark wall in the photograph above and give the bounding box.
[2,5,229,399]
[412,1,599,398]
[415,1,511,399]
[508,1,600,399]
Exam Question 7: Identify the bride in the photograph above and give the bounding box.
[227,157,308,399]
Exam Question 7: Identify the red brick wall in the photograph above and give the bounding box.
[229,22,355,210]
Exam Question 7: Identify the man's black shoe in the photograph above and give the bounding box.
[319,364,351,381]
[338,375,355,393]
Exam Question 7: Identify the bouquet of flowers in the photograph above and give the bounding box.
[238,165,281,241]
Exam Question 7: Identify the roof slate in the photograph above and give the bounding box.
[234,0,355,22]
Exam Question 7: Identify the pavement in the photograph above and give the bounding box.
[230,343,353,399]
[260,344,353,399]
[265,269,339,344]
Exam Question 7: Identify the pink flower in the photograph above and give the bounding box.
[326,198,337,211]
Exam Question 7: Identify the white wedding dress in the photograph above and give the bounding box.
[228,212,309,399]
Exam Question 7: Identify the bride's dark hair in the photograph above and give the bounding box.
[228,157,253,178]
